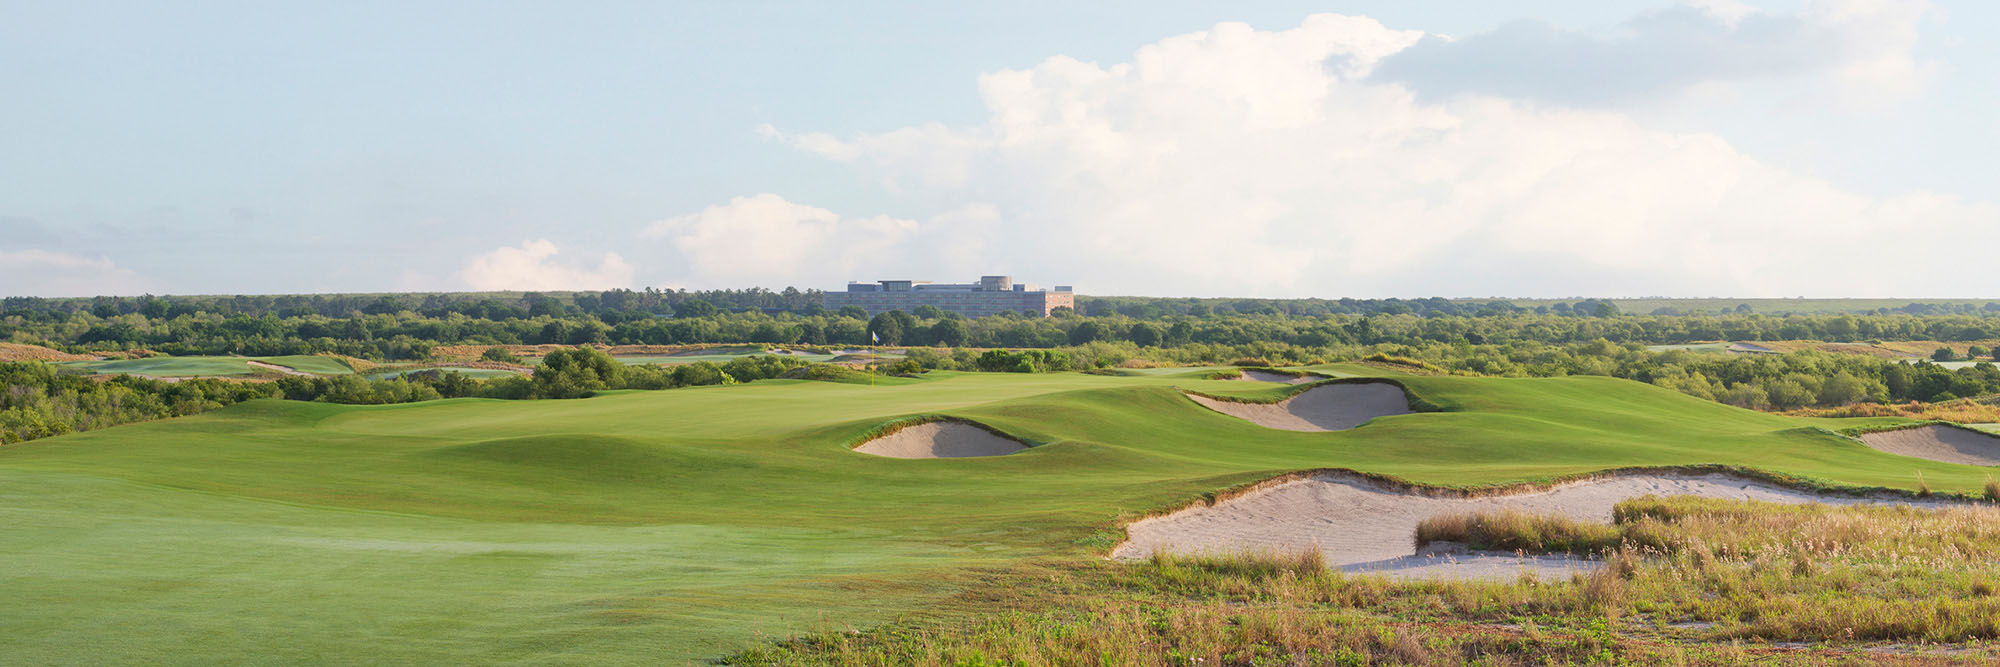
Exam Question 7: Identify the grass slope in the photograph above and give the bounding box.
[0,367,1980,664]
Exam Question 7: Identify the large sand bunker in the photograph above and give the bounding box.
[1858,425,2000,466]
[1112,471,1939,580]
[1237,369,1315,384]
[853,421,1029,459]
[1188,382,1412,432]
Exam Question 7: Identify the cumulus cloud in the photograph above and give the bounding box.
[1371,0,1935,106]
[764,11,1997,298]
[0,249,156,297]
[639,194,1000,288]
[459,239,634,291]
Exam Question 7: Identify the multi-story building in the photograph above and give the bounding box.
[824,276,1075,318]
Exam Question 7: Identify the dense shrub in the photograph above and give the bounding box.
[0,362,274,444]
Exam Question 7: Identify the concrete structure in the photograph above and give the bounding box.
[825,276,1075,318]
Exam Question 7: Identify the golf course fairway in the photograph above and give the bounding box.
[0,366,1978,664]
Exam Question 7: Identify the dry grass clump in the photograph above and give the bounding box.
[1781,398,2000,423]
[1414,509,1622,554]
[1357,353,1449,375]
[733,499,2000,665]
[0,342,96,362]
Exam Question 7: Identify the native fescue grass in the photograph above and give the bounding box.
[1415,509,1623,554]
[1403,497,2000,642]
[732,498,2000,665]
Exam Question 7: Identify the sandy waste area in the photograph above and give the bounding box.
[1113,472,1946,580]
[1858,425,2000,466]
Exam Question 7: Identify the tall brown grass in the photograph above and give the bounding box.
[1414,508,1621,554]
[1781,398,2000,423]
[734,498,2000,665]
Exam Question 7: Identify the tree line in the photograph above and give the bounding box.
[13,306,2000,363]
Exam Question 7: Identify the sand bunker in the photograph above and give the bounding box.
[1237,369,1315,384]
[1859,425,2000,466]
[853,421,1029,459]
[1187,382,1412,432]
[1112,471,1941,580]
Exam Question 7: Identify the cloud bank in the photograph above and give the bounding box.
[0,249,155,298]
[458,240,634,291]
[736,9,1992,298]
[1371,0,1936,106]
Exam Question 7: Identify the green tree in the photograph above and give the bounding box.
[1127,323,1162,347]
[867,312,904,346]
[1933,347,1958,362]
[930,319,968,347]
[836,305,868,320]
[1816,372,1869,406]
[533,347,622,398]
[674,299,717,318]
[1068,321,1105,345]
[911,304,945,320]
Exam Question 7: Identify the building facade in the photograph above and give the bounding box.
[824,276,1075,318]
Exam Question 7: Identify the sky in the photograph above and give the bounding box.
[3,0,1997,299]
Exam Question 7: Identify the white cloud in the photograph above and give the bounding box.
[0,249,156,297]
[1370,0,1935,107]
[458,240,634,291]
[764,12,1999,298]
[639,194,1000,288]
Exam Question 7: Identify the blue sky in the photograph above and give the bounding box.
[3,0,1996,298]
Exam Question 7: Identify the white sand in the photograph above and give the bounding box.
[853,421,1029,459]
[1238,369,1315,384]
[1859,425,2000,466]
[1112,471,1938,580]
[1187,382,1411,432]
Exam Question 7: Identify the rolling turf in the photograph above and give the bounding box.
[0,366,1969,664]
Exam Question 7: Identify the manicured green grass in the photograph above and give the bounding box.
[56,354,354,377]
[0,366,1982,663]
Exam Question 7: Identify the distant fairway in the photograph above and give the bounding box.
[0,366,1975,664]
[1643,342,1729,352]
[56,354,354,377]
[520,349,884,367]
[366,367,525,380]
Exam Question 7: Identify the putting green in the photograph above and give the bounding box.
[0,367,1967,664]
[56,354,354,377]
